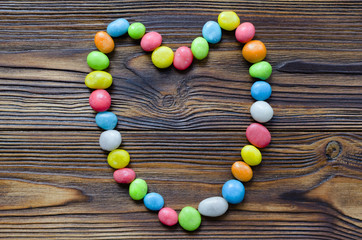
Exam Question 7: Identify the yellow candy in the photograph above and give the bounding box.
[107,149,130,169]
[241,145,262,166]
[218,11,240,31]
[85,71,112,89]
[151,46,174,68]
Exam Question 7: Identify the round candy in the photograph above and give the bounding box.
[140,32,162,52]
[250,101,274,123]
[129,178,148,200]
[107,18,130,37]
[202,21,222,44]
[173,46,193,70]
[94,31,114,54]
[241,145,262,166]
[178,206,201,231]
[222,179,245,204]
[85,71,112,89]
[158,207,178,226]
[99,130,122,151]
[113,168,136,184]
[242,40,267,63]
[143,192,164,211]
[218,11,240,31]
[198,196,228,217]
[89,89,111,112]
[95,111,118,130]
[191,37,209,60]
[251,81,272,101]
[128,22,146,40]
[107,149,130,169]
[249,61,272,80]
[87,51,109,70]
[231,161,253,182]
[246,123,271,148]
[151,46,174,68]
[235,22,255,43]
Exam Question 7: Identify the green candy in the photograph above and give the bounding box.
[128,22,146,40]
[87,51,109,70]
[249,61,272,80]
[191,37,209,60]
[129,178,148,200]
[178,206,202,231]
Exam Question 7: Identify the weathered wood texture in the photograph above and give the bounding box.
[0,0,361,239]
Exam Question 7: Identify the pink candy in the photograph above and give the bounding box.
[89,89,111,112]
[173,46,193,70]
[113,168,136,184]
[235,22,255,43]
[140,32,162,52]
[246,123,271,148]
[158,207,178,226]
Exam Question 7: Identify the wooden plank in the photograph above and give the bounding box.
[0,130,361,239]
[0,49,361,131]
[0,0,361,52]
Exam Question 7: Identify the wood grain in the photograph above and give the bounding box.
[0,50,361,131]
[0,0,361,239]
[0,131,361,239]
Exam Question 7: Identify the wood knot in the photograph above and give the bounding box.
[325,140,342,160]
[162,95,175,108]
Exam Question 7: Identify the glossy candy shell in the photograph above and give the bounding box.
[242,40,267,63]
[246,123,271,148]
[113,168,136,184]
[173,46,193,70]
[129,178,148,200]
[94,31,114,54]
[143,192,164,211]
[202,21,222,44]
[140,32,162,52]
[89,89,111,112]
[222,179,245,204]
[178,206,202,231]
[158,207,178,226]
[107,18,129,37]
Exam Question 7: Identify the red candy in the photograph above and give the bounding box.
[158,207,178,226]
[140,32,162,52]
[246,123,271,148]
[173,46,193,70]
[113,168,136,184]
[89,89,111,112]
[235,22,255,43]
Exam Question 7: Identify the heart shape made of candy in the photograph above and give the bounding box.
[85,11,273,232]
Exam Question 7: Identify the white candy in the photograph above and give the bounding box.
[198,196,228,217]
[99,130,122,151]
[250,101,273,123]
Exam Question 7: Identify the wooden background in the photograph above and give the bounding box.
[0,0,361,239]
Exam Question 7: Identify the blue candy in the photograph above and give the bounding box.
[222,179,245,204]
[143,192,164,211]
[202,21,222,44]
[107,18,130,37]
[95,111,118,130]
[251,81,272,101]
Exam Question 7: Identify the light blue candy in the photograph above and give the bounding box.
[143,192,164,211]
[251,81,272,101]
[107,18,130,37]
[202,21,222,44]
[222,179,245,204]
[95,111,118,130]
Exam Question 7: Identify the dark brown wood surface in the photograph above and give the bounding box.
[0,0,361,239]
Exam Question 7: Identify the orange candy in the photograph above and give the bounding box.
[231,161,253,182]
[94,31,115,54]
[242,40,267,63]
